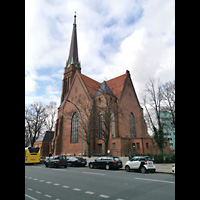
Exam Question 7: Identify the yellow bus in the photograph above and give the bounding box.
[25,147,41,164]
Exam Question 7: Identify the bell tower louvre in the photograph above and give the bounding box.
[61,13,81,103]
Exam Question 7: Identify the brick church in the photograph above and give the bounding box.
[52,14,170,157]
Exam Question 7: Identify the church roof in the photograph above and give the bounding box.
[106,73,127,98]
[95,81,115,97]
[80,73,101,97]
[80,72,127,99]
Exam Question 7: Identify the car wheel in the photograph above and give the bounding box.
[125,165,130,172]
[140,166,146,173]
[45,163,48,168]
[106,164,109,170]
[89,163,94,169]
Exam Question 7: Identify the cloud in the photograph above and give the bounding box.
[25,0,175,106]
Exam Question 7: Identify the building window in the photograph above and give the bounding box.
[71,112,79,143]
[130,113,136,138]
[111,112,115,138]
[98,113,103,139]
[146,143,149,149]
[136,143,140,150]
[113,143,116,149]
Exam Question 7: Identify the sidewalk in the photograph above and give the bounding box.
[155,163,174,174]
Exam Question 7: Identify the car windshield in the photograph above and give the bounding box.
[59,155,66,160]
[113,157,120,161]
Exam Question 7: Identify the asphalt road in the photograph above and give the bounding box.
[25,164,175,200]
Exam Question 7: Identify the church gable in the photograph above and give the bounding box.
[63,71,92,108]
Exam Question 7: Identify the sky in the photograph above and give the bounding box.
[25,0,175,106]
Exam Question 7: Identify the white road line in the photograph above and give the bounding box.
[46,181,52,184]
[39,180,44,182]
[35,191,41,194]
[45,194,52,198]
[52,169,66,171]
[33,178,38,180]
[62,185,70,188]
[99,194,110,198]
[135,177,175,184]
[54,183,60,186]
[82,171,105,176]
[25,194,38,200]
[28,177,32,179]
[73,188,81,191]
[32,166,41,168]
[85,191,94,195]
[28,188,33,191]
[116,199,125,200]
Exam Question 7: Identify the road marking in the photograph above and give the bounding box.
[85,191,94,195]
[62,185,70,188]
[73,188,81,191]
[46,181,52,184]
[135,177,175,184]
[54,183,60,186]
[35,191,41,194]
[39,180,44,182]
[82,171,105,176]
[45,194,52,198]
[28,177,32,179]
[52,168,66,171]
[33,178,38,180]
[116,199,125,200]
[28,188,33,191]
[99,194,110,198]
[32,166,41,168]
[25,194,38,200]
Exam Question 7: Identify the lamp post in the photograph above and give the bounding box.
[66,99,84,157]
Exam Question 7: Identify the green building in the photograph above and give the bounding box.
[160,111,175,151]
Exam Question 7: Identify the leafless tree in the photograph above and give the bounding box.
[25,102,48,147]
[45,102,57,131]
[160,81,175,126]
[142,78,165,153]
[94,82,122,155]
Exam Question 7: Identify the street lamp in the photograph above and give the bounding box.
[66,99,84,157]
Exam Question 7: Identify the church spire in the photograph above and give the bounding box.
[66,12,80,69]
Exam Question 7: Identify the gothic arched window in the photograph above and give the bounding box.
[111,112,115,138]
[98,113,103,139]
[130,112,136,138]
[71,112,79,143]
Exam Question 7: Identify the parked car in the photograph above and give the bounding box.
[67,157,87,167]
[172,164,175,173]
[89,156,123,170]
[40,156,46,164]
[125,156,156,173]
[45,155,68,168]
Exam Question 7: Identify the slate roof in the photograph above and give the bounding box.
[68,14,79,65]
[35,131,54,142]
[95,81,115,97]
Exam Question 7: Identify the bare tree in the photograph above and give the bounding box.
[95,82,122,155]
[45,102,57,131]
[142,79,165,154]
[25,102,48,147]
[160,81,175,126]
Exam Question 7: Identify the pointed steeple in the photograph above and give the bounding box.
[66,12,80,69]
